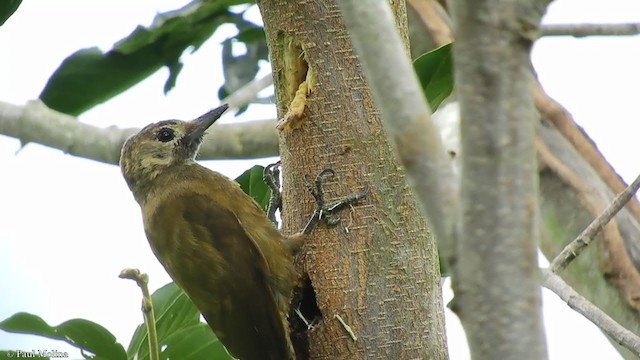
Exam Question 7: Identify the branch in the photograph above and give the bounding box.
[406,0,453,46]
[0,100,279,165]
[535,86,640,225]
[542,268,640,356]
[221,73,273,111]
[449,0,548,358]
[540,23,640,37]
[336,0,457,263]
[549,172,640,273]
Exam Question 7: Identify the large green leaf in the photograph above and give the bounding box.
[126,282,231,360]
[128,283,196,359]
[39,0,253,116]
[161,323,232,360]
[0,0,20,26]
[413,43,454,112]
[235,165,271,210]
[39,46,164,116]
[0,313,126,360]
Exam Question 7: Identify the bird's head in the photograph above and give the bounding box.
[120,104,229,200]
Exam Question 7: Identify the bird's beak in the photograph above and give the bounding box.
[184,104,229,146]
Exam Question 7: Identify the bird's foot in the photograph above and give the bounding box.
[263,161,282,226]
[302,168,367,235]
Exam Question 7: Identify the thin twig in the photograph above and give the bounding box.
[406,0,452,46]
[549,172,640,273]
[542,268,640,355]
[540,23,640,37]
[294,308,313,330]
[119,268,159,360]
[334,314,357,341]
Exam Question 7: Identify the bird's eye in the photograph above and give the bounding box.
[156,128,175,142]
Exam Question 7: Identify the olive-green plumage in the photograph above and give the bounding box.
[120,105,299,360]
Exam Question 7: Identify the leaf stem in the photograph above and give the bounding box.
[120,268,159,360]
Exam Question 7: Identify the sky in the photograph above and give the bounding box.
[1,0,640,359]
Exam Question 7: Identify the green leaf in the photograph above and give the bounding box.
[39,1,253,116]
[233,26,265,44]
[0,313,126,360]
[127,282,200,360]
[0,351,50,360]
[126,283,231,360]
[38,47,162,116]
[0,351,22,360]
[0,0,20,27]
[235,165,271,211]
[161,323,232,360]
[413,43,454,112]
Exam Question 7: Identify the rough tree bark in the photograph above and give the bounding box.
[256,0,447,359]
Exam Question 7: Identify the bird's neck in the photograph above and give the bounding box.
[129,161,200,206]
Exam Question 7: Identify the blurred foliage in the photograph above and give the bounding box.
[39,0,256,116]
[0,0,20,26]
[413,43,454,112]
[0,283,233,360]
[0,313,127,359]
[35,1,454,118]
[218,17,270,115]
[236,164,272,211]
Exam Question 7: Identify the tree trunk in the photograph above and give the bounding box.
[451,0,548,359]
[256,1,448,359]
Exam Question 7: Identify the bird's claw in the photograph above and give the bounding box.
[303,168,366,235]
[263,161,282,226]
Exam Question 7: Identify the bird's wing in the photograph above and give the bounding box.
[146,192,291,360]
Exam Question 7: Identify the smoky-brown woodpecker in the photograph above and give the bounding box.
[120,104,364,360]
